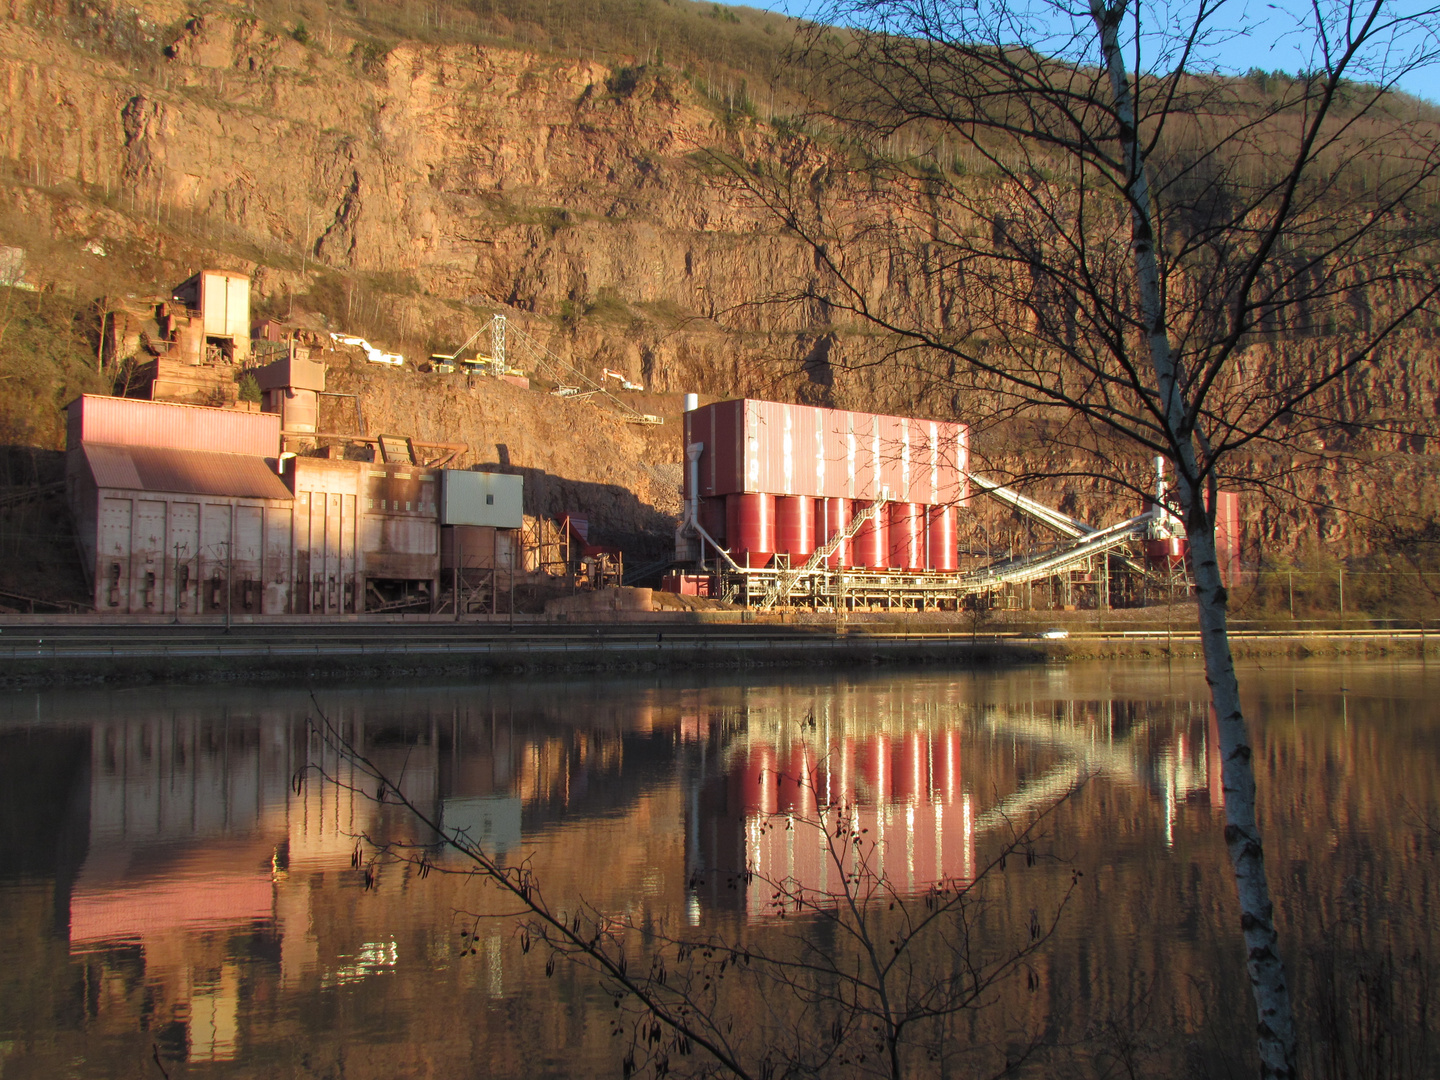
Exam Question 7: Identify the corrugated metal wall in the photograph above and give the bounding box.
[92,493,286,615]
[684,399,968,505]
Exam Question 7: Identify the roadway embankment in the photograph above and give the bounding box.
[0,614,1431,687]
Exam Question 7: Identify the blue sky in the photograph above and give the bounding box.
[737,0,1440,104]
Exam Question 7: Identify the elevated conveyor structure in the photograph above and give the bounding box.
[503,323,663,426]
[960,509,1156,589]
[670,400,1190,609]
[709,471,1167,609]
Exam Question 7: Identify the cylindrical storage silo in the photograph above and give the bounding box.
[698,496,727,545]
[775,495,816,563]
[726,492,776,568]
[853,503,890,568]
[815,497,853,568]
[926,504,958,571]
[886,502,925,570]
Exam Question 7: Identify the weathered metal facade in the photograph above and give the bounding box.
[76,471,293,616]
[440,470,524,528]
[256,351,325,434]
[173,270,251,363]
[66,396,466,614]
[69,394,281,457]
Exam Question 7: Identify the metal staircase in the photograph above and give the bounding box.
[756,498,886,610]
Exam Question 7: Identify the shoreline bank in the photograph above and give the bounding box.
[0,618,1432,688]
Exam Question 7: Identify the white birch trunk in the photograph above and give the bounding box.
[1090,3,1298,1075]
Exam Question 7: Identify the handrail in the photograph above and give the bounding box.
[756,497,886,610]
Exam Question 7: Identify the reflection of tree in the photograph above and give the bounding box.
[306,707,1082,1080]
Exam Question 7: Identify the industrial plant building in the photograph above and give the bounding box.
[680,398,969,572]
[672,399,1235,611]
[67,268,1237,618]
[65,395,524,616]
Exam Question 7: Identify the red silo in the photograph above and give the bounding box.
[886,502,925,570]
[698,496,727,545]
[926,504,958,571]
[726,492,776,568]
[735,744,779,816]
[775,495,816,563]
[853,504,890,568]
[815,498,853,568]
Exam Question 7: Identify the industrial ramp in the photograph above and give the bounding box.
[961,475,1158,590]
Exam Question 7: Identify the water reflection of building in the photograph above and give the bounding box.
[21,677,1228,1068]
[684,684,1222,917]
[683,686,976,917]
[54,691,680,1067]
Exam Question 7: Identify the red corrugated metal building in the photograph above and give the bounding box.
[684,400,969,570]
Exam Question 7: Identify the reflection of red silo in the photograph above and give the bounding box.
[886,503,925,570]
[784,742,818,816]
[735,743,779,816]
[926,505,957,572]
[699,496,727,545]
[726,493,776,567]
[854,734,891,803]
[939,729,960,804]
[815,498,853,568]
[776,496,816,563]
[837,734,856,805]
[896,731,927,803]
[853,504,890,569]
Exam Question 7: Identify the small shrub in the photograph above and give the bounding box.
[237,372,262,403]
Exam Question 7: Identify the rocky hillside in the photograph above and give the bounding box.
[1,0,1438,576]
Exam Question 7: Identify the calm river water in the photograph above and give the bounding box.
[1,659,1437,1079]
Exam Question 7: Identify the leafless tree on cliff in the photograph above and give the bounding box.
[725,1,1440,1075]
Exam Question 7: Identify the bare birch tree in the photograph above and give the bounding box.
[726,1,1440,1075]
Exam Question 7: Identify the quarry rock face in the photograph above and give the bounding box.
[1,1,1437,559]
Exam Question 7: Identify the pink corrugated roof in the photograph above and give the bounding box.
[67,395,281,457]
[83,443,292,501]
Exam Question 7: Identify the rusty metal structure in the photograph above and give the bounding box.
[255,347,325,434]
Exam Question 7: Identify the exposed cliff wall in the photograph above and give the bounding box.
[1,0,1437,565]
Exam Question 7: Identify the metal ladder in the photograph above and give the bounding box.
[756,498,886,610]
